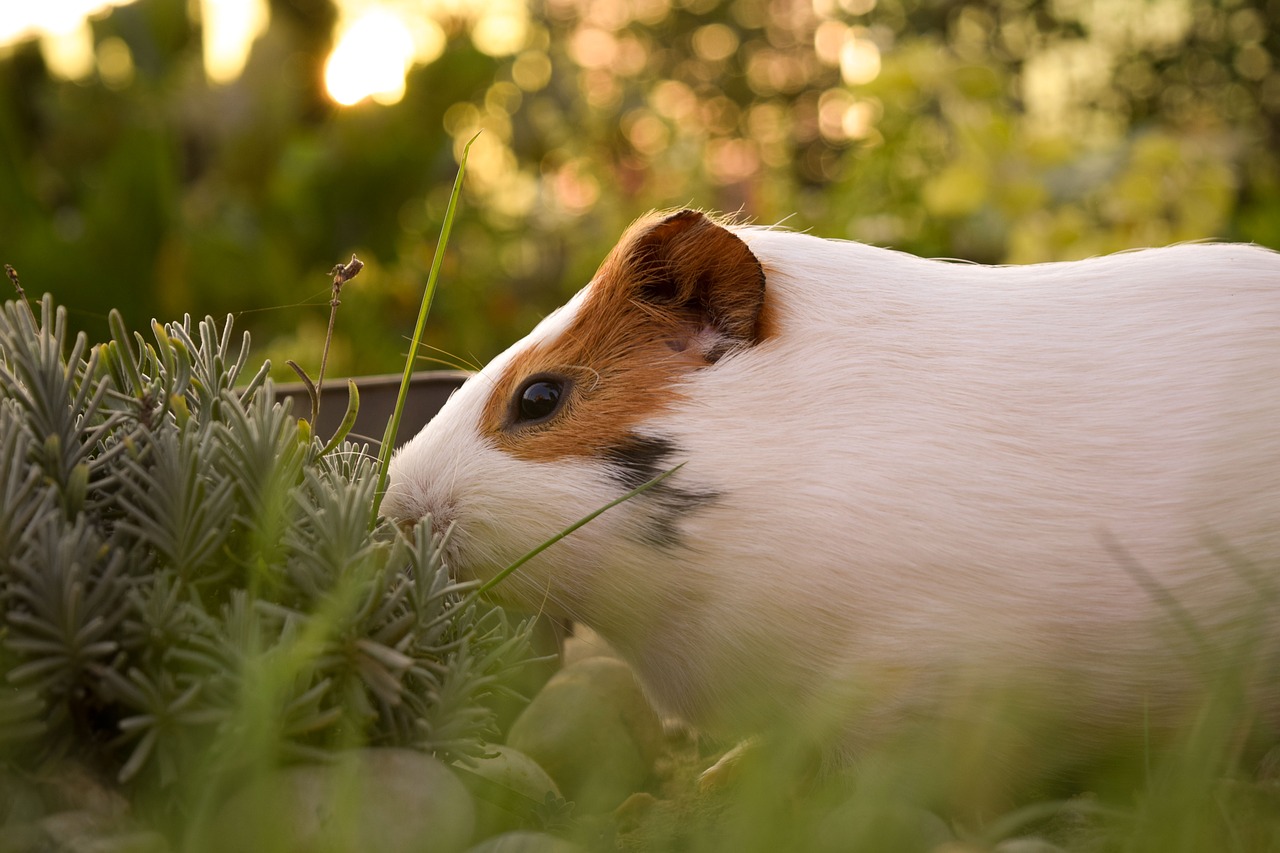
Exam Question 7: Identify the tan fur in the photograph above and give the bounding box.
[480,210,769,461]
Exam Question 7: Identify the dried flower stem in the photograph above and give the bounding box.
[4,264,35,325]
[313,255,363,426]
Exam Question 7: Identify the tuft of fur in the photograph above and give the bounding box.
[384,211,1280,771]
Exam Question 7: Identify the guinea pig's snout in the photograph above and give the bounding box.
[379,477,458,542]
[422,503,457,541]
[390,505,456,541]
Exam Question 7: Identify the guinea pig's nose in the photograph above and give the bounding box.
[425,506,456,542]
[391,504,456,551]
[380,483,453,539]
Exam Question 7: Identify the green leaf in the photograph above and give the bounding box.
[320,379,360,456]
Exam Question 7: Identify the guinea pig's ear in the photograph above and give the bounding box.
[624,209,767,349]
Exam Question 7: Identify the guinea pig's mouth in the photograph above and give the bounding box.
[422,521,507,597]
[392,511,453,540]
[423,522,477,588]
[391,506,468,580]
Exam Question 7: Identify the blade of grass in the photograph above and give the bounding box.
[478,463,684,596]
[370,132,479,528]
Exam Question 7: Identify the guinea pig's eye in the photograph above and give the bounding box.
[513,376,568,425]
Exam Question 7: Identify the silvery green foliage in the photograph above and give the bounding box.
[0,295,531,792]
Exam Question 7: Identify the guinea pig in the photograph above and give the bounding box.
[383,209,1280,771]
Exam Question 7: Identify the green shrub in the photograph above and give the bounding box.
[0,294,533,825]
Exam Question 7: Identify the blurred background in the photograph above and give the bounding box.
[1,0,1277,379]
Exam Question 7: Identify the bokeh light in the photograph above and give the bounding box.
[96,35,134,88]
[38,17,95,80]
[470,0,530,56]
[321,1,533,105]
[0,0,138,81]
[838,28,880,86]
[199,0,268,85]
[0,0,135,50]
[324,8,422,106]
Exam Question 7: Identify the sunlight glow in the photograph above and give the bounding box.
[96,35,134,88]
[322,1,533,107]
[471,0,529,57]
[0,0,137,80]
[199,0,269,84]
[1,0,524,106]
[0,0,134,50]
[39,18,95,80]
[839,28,881,85]
[324,6,446,106]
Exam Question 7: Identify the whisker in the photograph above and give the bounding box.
[412,354,480,373]
[405,339,485,373]
[563,364,602,391]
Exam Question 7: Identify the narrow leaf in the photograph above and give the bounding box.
[320,380,360,456]
[371,131,479,527]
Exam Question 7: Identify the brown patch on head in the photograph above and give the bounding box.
[481,209,769,462]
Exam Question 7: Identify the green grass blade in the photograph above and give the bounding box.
[478,464,684,596]
[370,132,479,529]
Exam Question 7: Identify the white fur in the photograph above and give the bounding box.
[386,228,1280,753]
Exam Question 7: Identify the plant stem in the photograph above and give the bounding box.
[4,264,36,326]
[315,255,363,426]
[370,132,479,527]
[478,464,683,596]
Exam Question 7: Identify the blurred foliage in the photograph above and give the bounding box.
[1,0,1278,379]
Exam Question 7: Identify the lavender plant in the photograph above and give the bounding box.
[0,294,532,813]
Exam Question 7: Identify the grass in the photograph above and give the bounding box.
[371,132,478,527]
[598,674,1280,853]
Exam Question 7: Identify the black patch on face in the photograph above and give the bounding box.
[604,434,676,490]
[604,434,718,548]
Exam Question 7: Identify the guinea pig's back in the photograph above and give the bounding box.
[660,231,1280,722]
